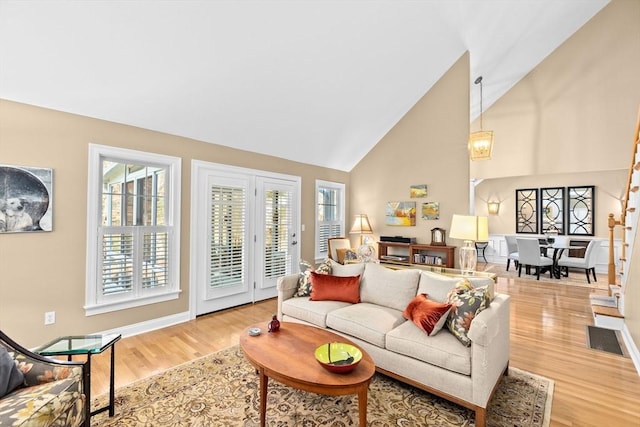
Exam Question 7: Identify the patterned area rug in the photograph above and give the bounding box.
[481,262,610,290]
[93,345,553,427]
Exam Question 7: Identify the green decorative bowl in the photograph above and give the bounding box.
[314,342,362,374]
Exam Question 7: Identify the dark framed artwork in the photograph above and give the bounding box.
[0,165,53,233]
[540,187,565,234]
[567,185,595,236]
[515,188,538,234]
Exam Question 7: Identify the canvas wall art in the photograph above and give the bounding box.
[385,201,416,226]
[410,184,427,198]
[0,165,53,233]
[421,202,439,220]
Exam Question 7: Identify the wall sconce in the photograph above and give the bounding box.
[487,201,500,215]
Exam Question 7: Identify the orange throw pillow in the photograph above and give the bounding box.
[403,294,452,336]
[310,271,361,303]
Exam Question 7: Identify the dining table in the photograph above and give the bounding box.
[540,241,586,279]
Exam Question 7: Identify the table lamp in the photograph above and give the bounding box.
[349,214,374,261]
[449,214,488,274]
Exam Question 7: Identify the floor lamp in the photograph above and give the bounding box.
[449,214,488,275]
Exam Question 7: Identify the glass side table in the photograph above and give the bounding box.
[36,333,121,424]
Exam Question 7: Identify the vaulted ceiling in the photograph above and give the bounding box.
[0,0,609,171]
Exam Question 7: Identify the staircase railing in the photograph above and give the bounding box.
[608,105,640,289]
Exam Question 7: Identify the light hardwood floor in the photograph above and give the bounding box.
[88,274,640,427]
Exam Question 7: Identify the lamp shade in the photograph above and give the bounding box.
[349,214,373,234]
[449,214,489,242]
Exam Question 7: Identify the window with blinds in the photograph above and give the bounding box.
[87,144,180,315]
[315,180,345,259]
[264,189,292,279]
[209,185,246,289]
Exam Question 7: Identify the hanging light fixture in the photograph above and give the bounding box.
[469,76,494,160]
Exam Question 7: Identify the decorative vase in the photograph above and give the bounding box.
[268,315,280,332]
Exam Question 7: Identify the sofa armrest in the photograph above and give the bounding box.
[1,330,87,391]
[468,293,509,346]
[467,293,510,406]
[277,273,300,320]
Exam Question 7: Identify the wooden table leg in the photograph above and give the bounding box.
[358,385,368,426]
[259,368,267,427]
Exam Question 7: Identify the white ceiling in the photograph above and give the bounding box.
[0,0,609,171]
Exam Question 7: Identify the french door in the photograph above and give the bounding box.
[191,161,300,316]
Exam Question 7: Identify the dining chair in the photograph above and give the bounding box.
[557,239,602,283]
[504,235,520,271]
[516,238,554,280]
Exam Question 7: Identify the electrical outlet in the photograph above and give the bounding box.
[44,311,56,325]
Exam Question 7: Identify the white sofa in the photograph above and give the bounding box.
[277,261,510,427]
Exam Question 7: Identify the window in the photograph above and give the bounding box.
[85,144,181,315]
[315,180,345,260]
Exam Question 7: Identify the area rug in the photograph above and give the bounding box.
[92,345,553,427]
[481,263,610,290]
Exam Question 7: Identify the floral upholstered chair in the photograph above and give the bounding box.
[0,330,88,427]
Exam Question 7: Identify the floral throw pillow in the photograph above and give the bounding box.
[295,259,332,297]
[446,278,491,346]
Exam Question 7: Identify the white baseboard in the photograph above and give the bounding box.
[621,324,640,376]
[593,311,640,376]
[94,311,191,339]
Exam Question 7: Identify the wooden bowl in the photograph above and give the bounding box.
[314,342,362,374]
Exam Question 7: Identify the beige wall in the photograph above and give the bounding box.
[470,0,640,181]
[474,170,627,237]
[350,52,471,251]
[2,0,639,352]
[0,99,349,347]
[468,0,640,352]
[625,210,640,352]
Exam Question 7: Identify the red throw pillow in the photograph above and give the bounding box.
[310,271,361,303]
[403,294,453,336]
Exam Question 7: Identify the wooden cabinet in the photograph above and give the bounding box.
[378,242,456,268]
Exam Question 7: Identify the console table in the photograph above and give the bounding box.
[378,242,456,268]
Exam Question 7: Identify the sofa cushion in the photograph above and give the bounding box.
[417,270,494,303]
[310,272,360,303]
[386,321,472,375]
[360,263,420,311]
[295,259,332,297]
[281,297,351,328]
[403,294,452,336]
[0,345,23,398]
[326,303,406,348]
[328,259,365,277]
[446,280,492,346]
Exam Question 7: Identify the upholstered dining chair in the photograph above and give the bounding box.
[516,238,554,280]
[557,239,602,284]
[504,235,520,271]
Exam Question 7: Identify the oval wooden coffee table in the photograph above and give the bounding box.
[240,322,375,426]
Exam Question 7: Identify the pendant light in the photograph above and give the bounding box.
[469,76,494,160]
